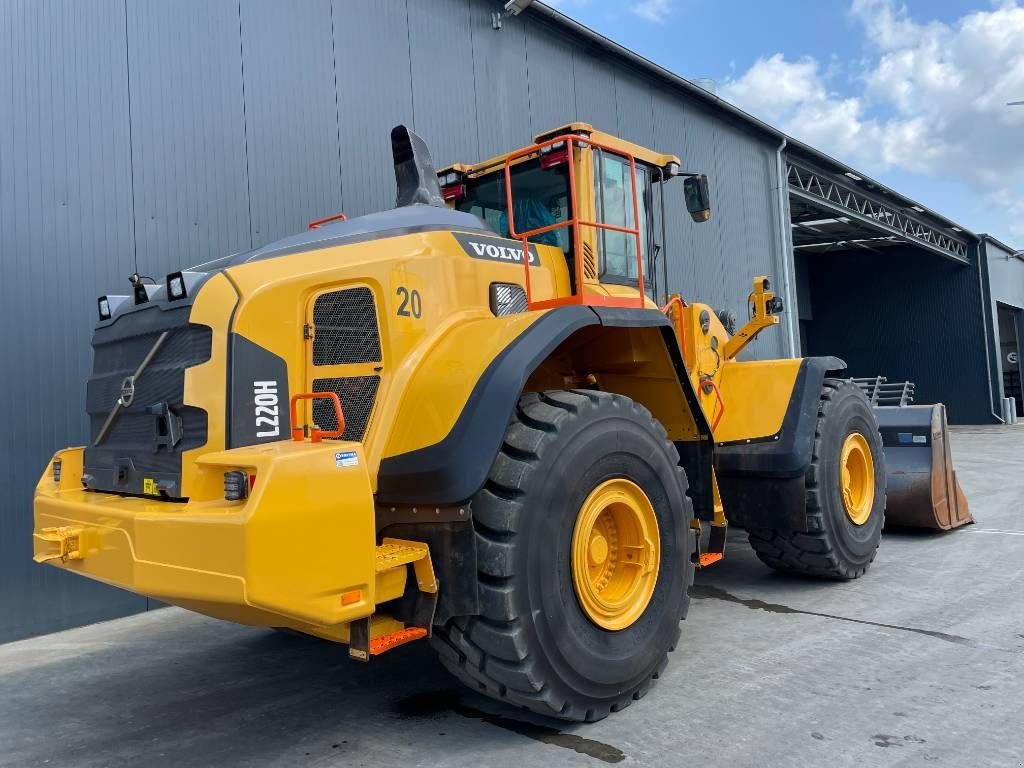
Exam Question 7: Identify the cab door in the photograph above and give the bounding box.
[590,148,655,298]
[303,284,385,442]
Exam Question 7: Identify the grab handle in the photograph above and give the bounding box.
[290,392,345,443]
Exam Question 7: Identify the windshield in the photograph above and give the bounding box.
[456,159,572,258]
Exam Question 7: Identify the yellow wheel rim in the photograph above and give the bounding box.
[840,432,875,525]
[571,479,660,631]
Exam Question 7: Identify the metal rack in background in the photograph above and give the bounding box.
[852,376,916,407]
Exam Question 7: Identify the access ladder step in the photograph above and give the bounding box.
[370,627,428,656]
[375,539,429,572]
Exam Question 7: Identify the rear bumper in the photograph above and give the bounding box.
[34,441,379,628]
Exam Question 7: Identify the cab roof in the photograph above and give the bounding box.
[438,122,681,178]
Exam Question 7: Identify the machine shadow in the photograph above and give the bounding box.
[1,623,592,765]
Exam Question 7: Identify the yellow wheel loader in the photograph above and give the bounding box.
[33,123,970,721]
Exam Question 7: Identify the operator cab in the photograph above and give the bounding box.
[438,122,710,309]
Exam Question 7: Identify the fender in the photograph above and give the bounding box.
[714,356,847,531]
[376,306,715,508]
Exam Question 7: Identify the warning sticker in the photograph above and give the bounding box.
[143,478,158,495]
[335,451,359,468]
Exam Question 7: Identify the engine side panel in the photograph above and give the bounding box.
[223,229,569,487]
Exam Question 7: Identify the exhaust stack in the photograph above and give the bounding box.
[391,125,445,208]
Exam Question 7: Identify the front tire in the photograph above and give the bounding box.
[748,378,886,580]
[430,390,693,722]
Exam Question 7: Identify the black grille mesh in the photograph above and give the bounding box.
[583,242,597,279]
[312,287,381,365]
[312,376,380,441]
[83,306,211,496]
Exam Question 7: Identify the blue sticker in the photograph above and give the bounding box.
[335,451,358,468]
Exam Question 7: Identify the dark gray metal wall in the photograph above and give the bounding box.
[0,0,786,642]
[802,246,995,424]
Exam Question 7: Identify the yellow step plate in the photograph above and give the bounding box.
[374,537,438,594]
[375,538,428,572]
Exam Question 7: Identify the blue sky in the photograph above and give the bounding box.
[548,0,1024,246]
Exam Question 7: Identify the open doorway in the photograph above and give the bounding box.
[997,303,1023,417]
[784,157,993,423]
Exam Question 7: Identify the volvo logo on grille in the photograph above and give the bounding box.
[119,376,136,407]
[93,330,170,447]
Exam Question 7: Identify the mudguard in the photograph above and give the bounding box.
[715,356,846,531]
[376,306,715,510]
[376,306,597,505]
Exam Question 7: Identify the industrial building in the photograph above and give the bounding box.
[1,0,1019,642]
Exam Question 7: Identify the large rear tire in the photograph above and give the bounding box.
[748,378,885,580]
[430,390,693,722]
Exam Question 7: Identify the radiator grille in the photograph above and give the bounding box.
[312,287,381,365]
[312,376,380,441]
[83,305,211,497]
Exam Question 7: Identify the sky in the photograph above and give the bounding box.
[545,0,1024,247]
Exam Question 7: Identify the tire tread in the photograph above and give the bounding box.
[430,389,690,721]
[747,378,885,580]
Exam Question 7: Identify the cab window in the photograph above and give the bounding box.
[594,150,650,283]
[456,159,573,259]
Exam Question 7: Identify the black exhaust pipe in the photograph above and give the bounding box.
[391,125,444,208]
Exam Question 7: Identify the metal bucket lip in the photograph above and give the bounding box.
[876,403,973,531]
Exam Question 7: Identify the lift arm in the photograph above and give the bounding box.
[722,276,784,361]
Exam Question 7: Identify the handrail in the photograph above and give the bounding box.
[290,392,345,443]
[502,133,645,310]
[661,295,687,360]
[308,212,348,230]
[701,378,726,432]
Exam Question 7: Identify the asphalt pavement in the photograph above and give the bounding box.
[1,425,1022,767]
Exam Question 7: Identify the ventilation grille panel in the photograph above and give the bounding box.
[312,376,380,441]
[312,287,381,366]
[582,242,597,279]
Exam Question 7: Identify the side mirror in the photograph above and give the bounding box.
[683,174,711,223]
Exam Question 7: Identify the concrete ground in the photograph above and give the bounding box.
[2,426,1022,768]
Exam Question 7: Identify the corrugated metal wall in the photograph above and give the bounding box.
[985,239,1024,310]
[981,238,1024,410]
[0,0,786,642]
[803,246,994,424]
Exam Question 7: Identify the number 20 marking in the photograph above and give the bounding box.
[396,287,422,318]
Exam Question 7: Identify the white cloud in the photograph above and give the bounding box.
[722,0,1024,239]
[631,0,672,24]
[995,191,1024,241]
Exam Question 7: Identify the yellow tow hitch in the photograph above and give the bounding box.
[33,525,92,564]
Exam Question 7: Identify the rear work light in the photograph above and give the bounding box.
[438,171,465,202]
[97,294,129,321]
[539,140,568,169]
[441,183,466,202]
[166,271,187,301]
[52,458,62,483]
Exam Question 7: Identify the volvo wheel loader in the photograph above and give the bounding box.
[33,123,971,722]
